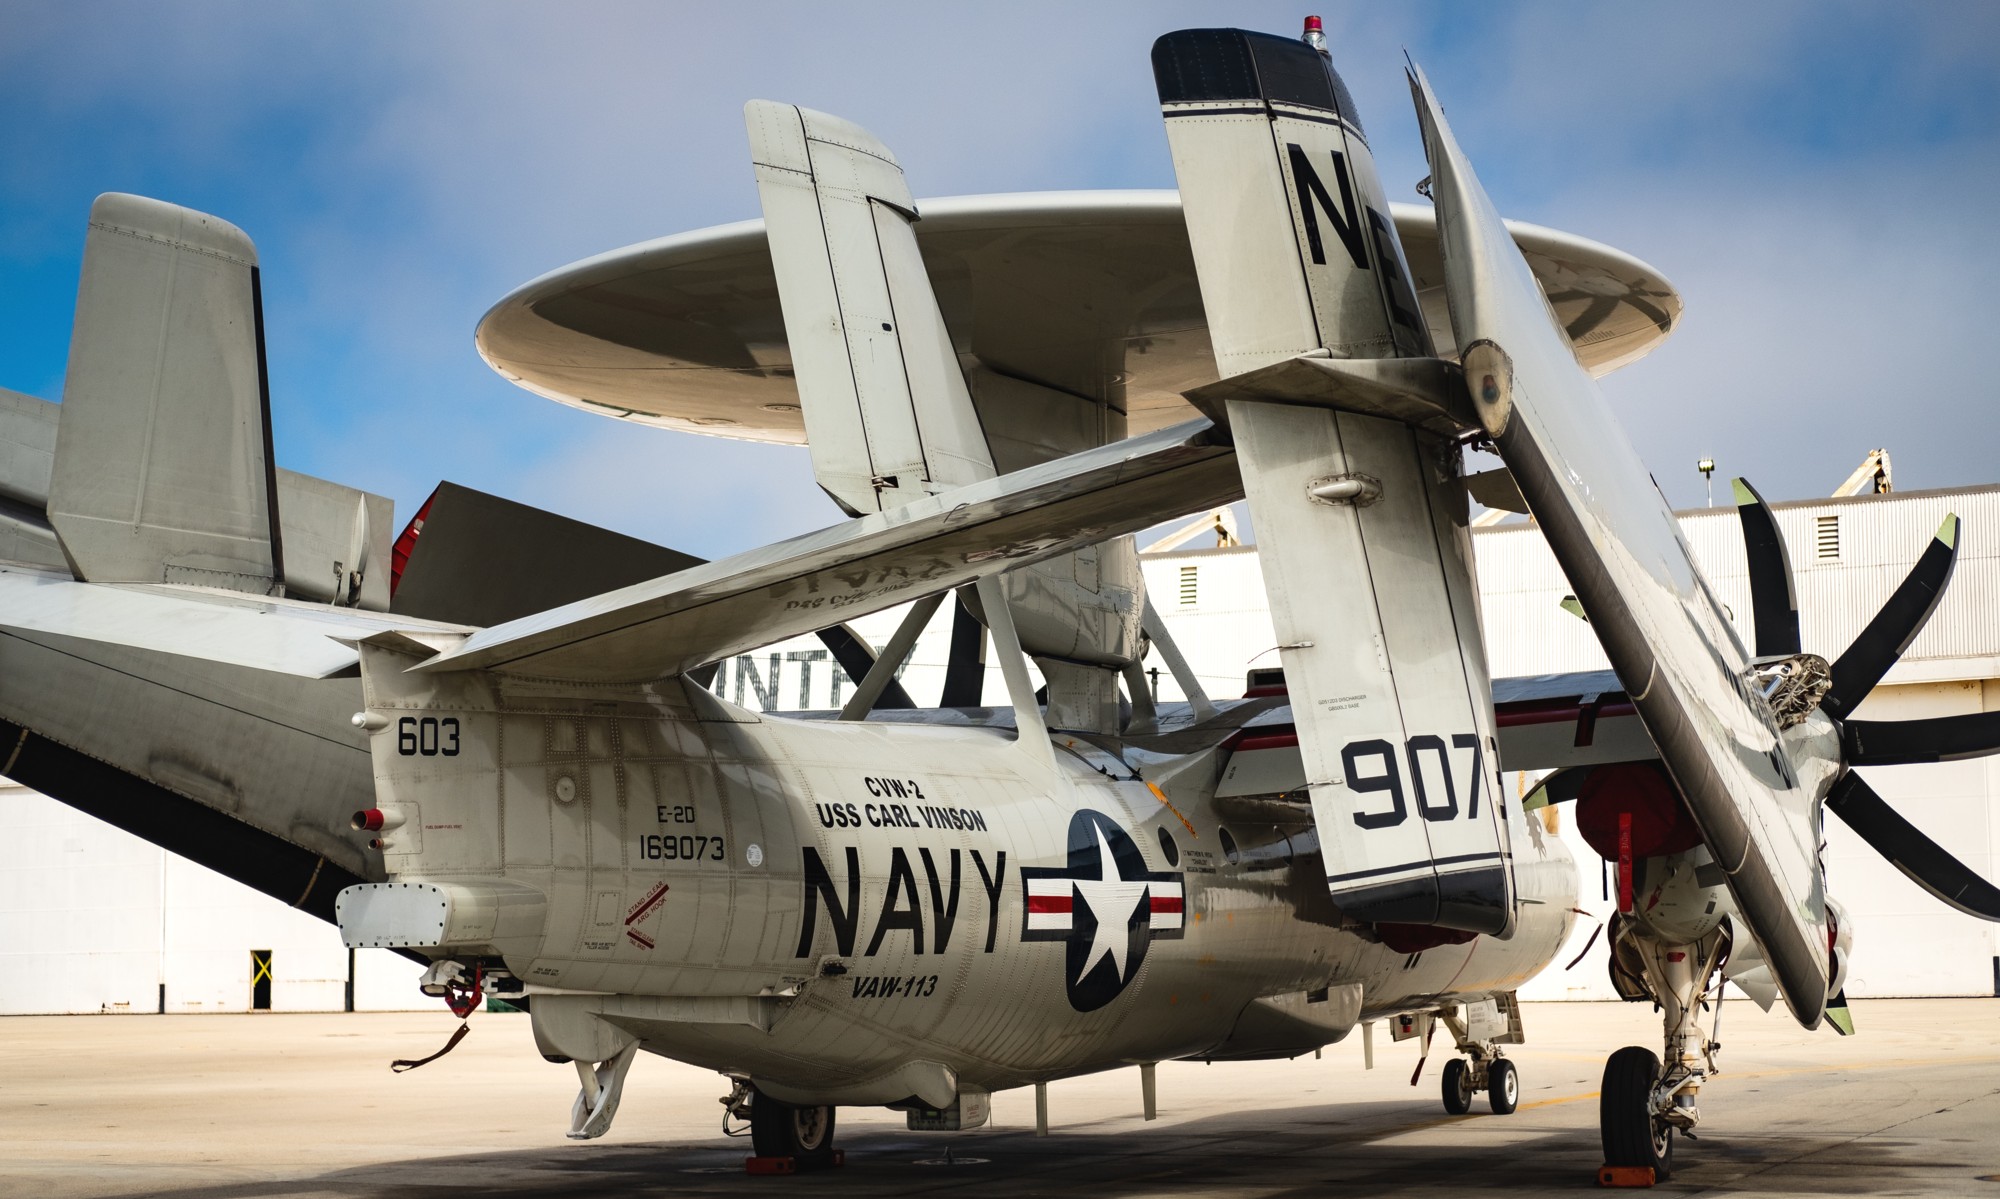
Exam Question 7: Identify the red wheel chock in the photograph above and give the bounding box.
[1597,1164,1656,1187]
[746,1150,845,1175]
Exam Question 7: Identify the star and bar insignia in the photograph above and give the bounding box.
[1021,809,1185,1012]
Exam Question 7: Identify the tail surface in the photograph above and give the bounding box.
[48,194,284,592]
[1155,27,1514,936]
[746,101,995,516]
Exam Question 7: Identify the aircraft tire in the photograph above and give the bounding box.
[749,1091,838,1166]
[1487,1057,1519,1114]
[1441,1058,1474,1115]
[1600,1046,1672,1179]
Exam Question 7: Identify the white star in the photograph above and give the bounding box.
[1070,824,1148,986]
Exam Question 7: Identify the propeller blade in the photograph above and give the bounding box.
[1824,770,2000,920]
[1822,514,1959,718]
[1731,478,1801,657]
[1824,990,1856,1036]
[815,625,915,711]
[939,590,987,707]
[1842,711,2000,765]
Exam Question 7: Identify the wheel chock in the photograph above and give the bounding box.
[745,1150,845,1175]
[1597,1164,1656,1187]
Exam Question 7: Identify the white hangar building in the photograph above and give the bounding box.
[4,482,1995,1013]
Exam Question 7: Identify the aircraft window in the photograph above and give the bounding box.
[1219,827,1240,865]
[1157,826,1180,866]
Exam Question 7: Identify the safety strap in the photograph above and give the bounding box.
[391,1020,470,1073]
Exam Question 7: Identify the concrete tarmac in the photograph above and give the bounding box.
[2,997,1998,1198]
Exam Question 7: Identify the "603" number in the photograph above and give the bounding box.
[397,716,460,757]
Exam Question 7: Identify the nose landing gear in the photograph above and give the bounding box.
[1599,923,1728,1183]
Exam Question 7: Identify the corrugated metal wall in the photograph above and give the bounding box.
[1,785,424,1014]
[1474,485,2000,682]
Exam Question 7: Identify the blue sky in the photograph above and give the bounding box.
[3,2,1997,558]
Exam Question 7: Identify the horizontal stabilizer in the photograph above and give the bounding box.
[1183,354,1472,439]
[416,419,1239,681]
[48,194,282,593]
[0,563,468,680]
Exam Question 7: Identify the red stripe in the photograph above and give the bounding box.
[626,929,656,950]
[626,881,670,925]
[1493,700,1636,728]
[1149,896,1183,914]
[1027,894,1072,914]
[1233,733,1300,752]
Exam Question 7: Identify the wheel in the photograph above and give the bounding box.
[1487,1057,1519,1114]
[749,1090,838,1166]
[1441,1057,1475,1115]
[1600,1046,1673,1179]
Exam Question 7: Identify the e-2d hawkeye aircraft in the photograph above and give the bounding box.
[5,20,1995,1180]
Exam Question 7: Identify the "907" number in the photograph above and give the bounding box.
[1343,734,1487,828]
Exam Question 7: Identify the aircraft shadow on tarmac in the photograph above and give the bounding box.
[99,1096,1974,1199]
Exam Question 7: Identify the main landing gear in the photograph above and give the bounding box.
[1408,995,1525,1117]
[724,1081,841,1171]
[1440,1054,1518,1115]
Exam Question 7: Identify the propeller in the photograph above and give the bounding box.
[1823,771,2000,920]
[1731,482,2000,937]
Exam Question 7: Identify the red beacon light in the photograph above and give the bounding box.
[1302,14,1327,52]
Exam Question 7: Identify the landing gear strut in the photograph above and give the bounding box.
[748,1090,838,1168]
[1430,996,1523,1115]
[1600,920,1727,1181]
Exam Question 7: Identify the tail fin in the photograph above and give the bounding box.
[47,194,282,592]
[1153,28,1430,374]
[1155,29,1514,937]
[745,101,994,515]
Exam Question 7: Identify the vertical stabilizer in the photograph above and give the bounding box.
[746,101,995,516]
[1153,28,1429,374]
[1155,28,1513,936]
[48,194,282,592]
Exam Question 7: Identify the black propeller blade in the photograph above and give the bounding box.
[938,589,988,708]
[1824,770,2000,920]
[817,624,916,710]
[1732,478,1801,657]
[1843,711,2000,766]
[1822,514,1959,719]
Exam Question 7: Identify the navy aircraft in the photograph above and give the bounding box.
[3,19,1993,1181]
